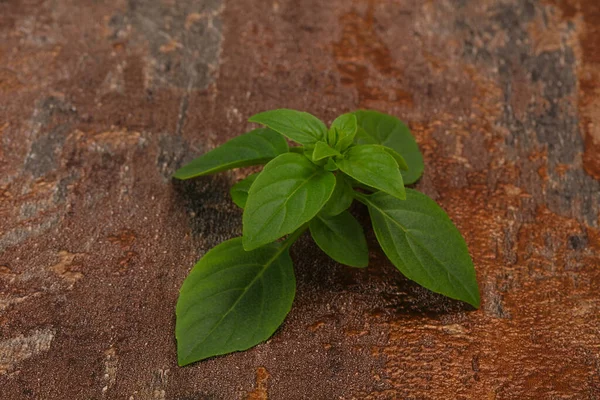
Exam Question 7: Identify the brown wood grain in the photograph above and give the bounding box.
[1,0,598,398]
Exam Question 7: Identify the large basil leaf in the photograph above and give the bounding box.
[249,109,327,146]
[336,145,406,200]
[353,110,424,184]
[310,211,368,268]
[360,190,480,308]
[320,173,353,217]
[173,128,288,179]
[176,237,295,365]
[243,153,335,250]
[230,173,259,209]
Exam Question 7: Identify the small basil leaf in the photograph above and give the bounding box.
[302,145,315,161]
[379,145,408,171]
[360,190,480,308]
[173,128,288,179]
[344,175,375,191]
[324,158,339,172]
[330,113,358,151]
[353,110,424,184]
[243,153,336,250]
[320,173,353,217]
[336,133,357,153]
[312,141,342,161]
[230,173,259,209]
[249,109,327,146]
[327,127,338,148]
[336,145,406,200]
[176,237,295,365]
[331,113,358,137]
[310,211,368,268]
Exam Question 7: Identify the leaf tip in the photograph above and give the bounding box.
[241,236,258,252]
[248,113,264,124]
[171,166,188,179]
[391,189,407,201]
[177,355,189,367]
[176,342,193,366]
[467,292,481,309]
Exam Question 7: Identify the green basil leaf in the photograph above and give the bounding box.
[327,127,338,148]
[249,109,327,146]
[378,145,408,171]
[173,128,288,180]
[176,237,295,365]
[360,190,480,308]
[344,176,375,191]
[289,146,305,154]
[312,141,341,161]
[324,158,339,172]
[331,113,358,137]
[330,113,357,151]
[310,211,368,268]
[320,173,353,217]
[243,153,336,250]
[336,145,406,200]
[230,173,259,209]
[337,133,357,153]
[303,150,315,163]
[353,110,424,184]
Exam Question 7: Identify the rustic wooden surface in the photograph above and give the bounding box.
[1,0,599,399]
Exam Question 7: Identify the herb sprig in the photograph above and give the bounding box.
[173,109,480,366]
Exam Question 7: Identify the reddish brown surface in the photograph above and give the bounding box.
[576,0,600,181]
[545,0,600,180]
[1,0,599,399]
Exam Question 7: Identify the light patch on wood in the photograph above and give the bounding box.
[527,11,567,55]
[107,229,137,249]
[0,328,55,375]
[91,129,143,149]
[97,62,126,95]
[185,13,203,30]
[159,40,183,53]
[184,9,222,31]
[246,367,270,400]
[442,324,468,335]
[0,294,31,311]
[50,250,84,286]
[501,184,531,197]
[133,368,169,400]
[102,347,118,396]
[0,265,17,283]
[309,320,325,332]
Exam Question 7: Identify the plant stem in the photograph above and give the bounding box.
[282,224,309,249]
[352,190,368,204]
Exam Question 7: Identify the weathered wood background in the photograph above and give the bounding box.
[1,0,599,398]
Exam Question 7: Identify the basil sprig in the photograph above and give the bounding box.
[173,109,479,366]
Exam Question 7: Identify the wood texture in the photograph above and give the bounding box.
[1,0,599,398]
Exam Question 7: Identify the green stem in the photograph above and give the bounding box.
[289,146,305,154]
[282,223,309,249]
[256,224,309,270]
[352,190,368,204]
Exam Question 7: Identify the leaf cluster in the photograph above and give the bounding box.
[173,109,480,366]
